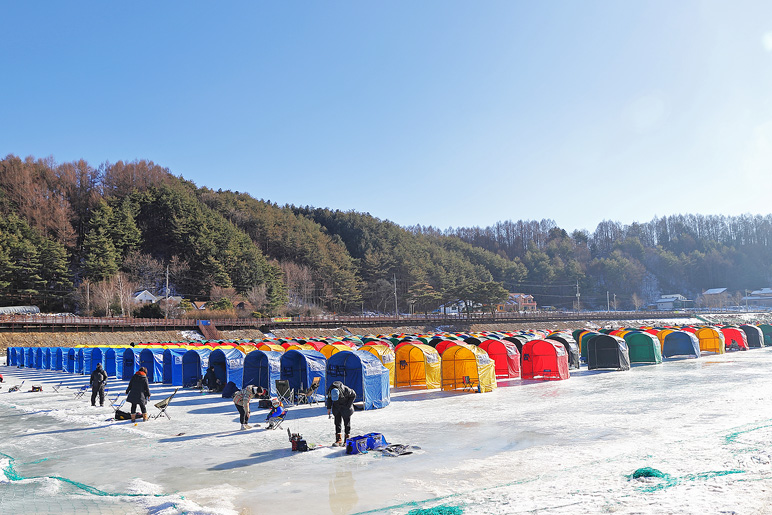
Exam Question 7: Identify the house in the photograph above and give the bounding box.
[191,301,208,310]
[133,290,158,304]
[700,288,730,309]
[655,294,691,310]
[435,301,480,315]
[496,293,537,312]
[742,288,772,308]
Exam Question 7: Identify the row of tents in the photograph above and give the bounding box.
[7,323,771,400]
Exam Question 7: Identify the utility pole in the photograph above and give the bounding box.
[575,280,581,312]
[393,274,398,318]
[606,291,610,312]
[613,293,616,311]
[165,265,169,319]
[745,290,749,312]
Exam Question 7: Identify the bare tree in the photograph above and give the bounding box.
[114,272,137,317]
[93,278,115,316]
[631,292,644,311]
[122,251,163,291]
[246,284,268,312]
[280,261,316,312]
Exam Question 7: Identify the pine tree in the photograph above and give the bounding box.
[83,202,119,282]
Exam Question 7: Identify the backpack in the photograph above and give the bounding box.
[114,409,132,421]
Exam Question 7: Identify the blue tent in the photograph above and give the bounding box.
[120,348,142,380]
[66,348,77,373]
[182,349,211,388]
[663,331,701,358]
[76,348,92,374]
[40,348,51,369]
[209,348,246,389]
[326,351,390,410]
[242,350,282,396]
[280,349,327,395]
[33,348,44,369]
[89,348,109,374]
[52,348,64,371]
[26,348,36,369]
[8,347,18,366]
[140,348,165,383]
[163,349,187,386]
[104,348,119,377]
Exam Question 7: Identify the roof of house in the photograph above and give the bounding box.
[703,288,728,295]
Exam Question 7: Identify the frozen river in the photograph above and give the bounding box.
[2,347,772,514]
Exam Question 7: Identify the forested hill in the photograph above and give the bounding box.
[1,154,770,315]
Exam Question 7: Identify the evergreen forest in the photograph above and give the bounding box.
[1,154,770,317]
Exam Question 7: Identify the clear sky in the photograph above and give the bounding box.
[2,1,772,233]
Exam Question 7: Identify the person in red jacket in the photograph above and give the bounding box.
[125,367,151,423]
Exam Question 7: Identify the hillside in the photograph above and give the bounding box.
[2,154,772,318]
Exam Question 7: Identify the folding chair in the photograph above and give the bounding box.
[52,382,64,393]
[9,381,23,393]
[461,376,476,392]
[275,380,294,407]
[266,410,288,430]
[73,384,88,399]
[152,388,179,420]
[296,376,321,405]
[109,394,125,412]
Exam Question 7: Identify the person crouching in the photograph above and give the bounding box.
[232,385,261,430]
[326,381,356,447]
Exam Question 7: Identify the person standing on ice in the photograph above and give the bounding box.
[90,362,108,406]
[125,366,151,422]
[325,381,356,447]
[232,385,261,430]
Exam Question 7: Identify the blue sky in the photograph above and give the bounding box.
[2,1,772,233]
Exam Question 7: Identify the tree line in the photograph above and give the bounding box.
[1,154,769,316]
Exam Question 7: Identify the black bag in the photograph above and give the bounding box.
[258,399,273,409]
[114,409,132,421]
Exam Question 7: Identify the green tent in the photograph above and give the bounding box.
[758,324,772,346]
[624,332,662,364]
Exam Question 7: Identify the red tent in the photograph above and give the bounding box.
[720,327,749,350]
[521,339,569,381]
[434,340,457,356]
[478,339,520,378]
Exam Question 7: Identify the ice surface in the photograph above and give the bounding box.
[3,347,772,514]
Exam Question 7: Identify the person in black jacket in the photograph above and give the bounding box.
[90,363,108,406]
[325,381,357,447]
[126,366,151,422]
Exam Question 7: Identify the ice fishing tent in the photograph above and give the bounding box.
[720,327,748,351]
[394,343,441,389]
[580,332,602,361]
[120,348,142,379]
[209,347,246,389]
[434,340,458,356]
[33,347,43,369]
[739,325,765,348]
[257,343,284,353]
[758,324,772,346]
[521,339,570,380]
[26,347,36,369]
[656,329,674,350]
[623,332,662,364]
[163,349,187,386]
[104,348,118,377]
[242,350,282,396]
[478,339,520,378]
[40,348,50,369]
[545,333,580,370]
[586,335,631,371]
[441,343,496,392]
[139,348,165,383]
[76,348,90,375]
[695,327,725,354]
[64,348,76,373]
[7,347,17,366]
[182,348,211,387]
[89,348,109,373]
[319,343,350,359]
[327,351,390,409]
[357,344,396,386]
[50,348,64,371]
[280,349,327,394]
[662,331,701,358]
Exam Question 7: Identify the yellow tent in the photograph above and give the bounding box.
[286,343,315,352]
[257,343,284,353]
[394,343,441,389]
[358,344,396,386]
[695,327,725,354]
[656,329,674,350]
[440,343,496,393]
[236,344,258,355]
[319,343,350,359]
